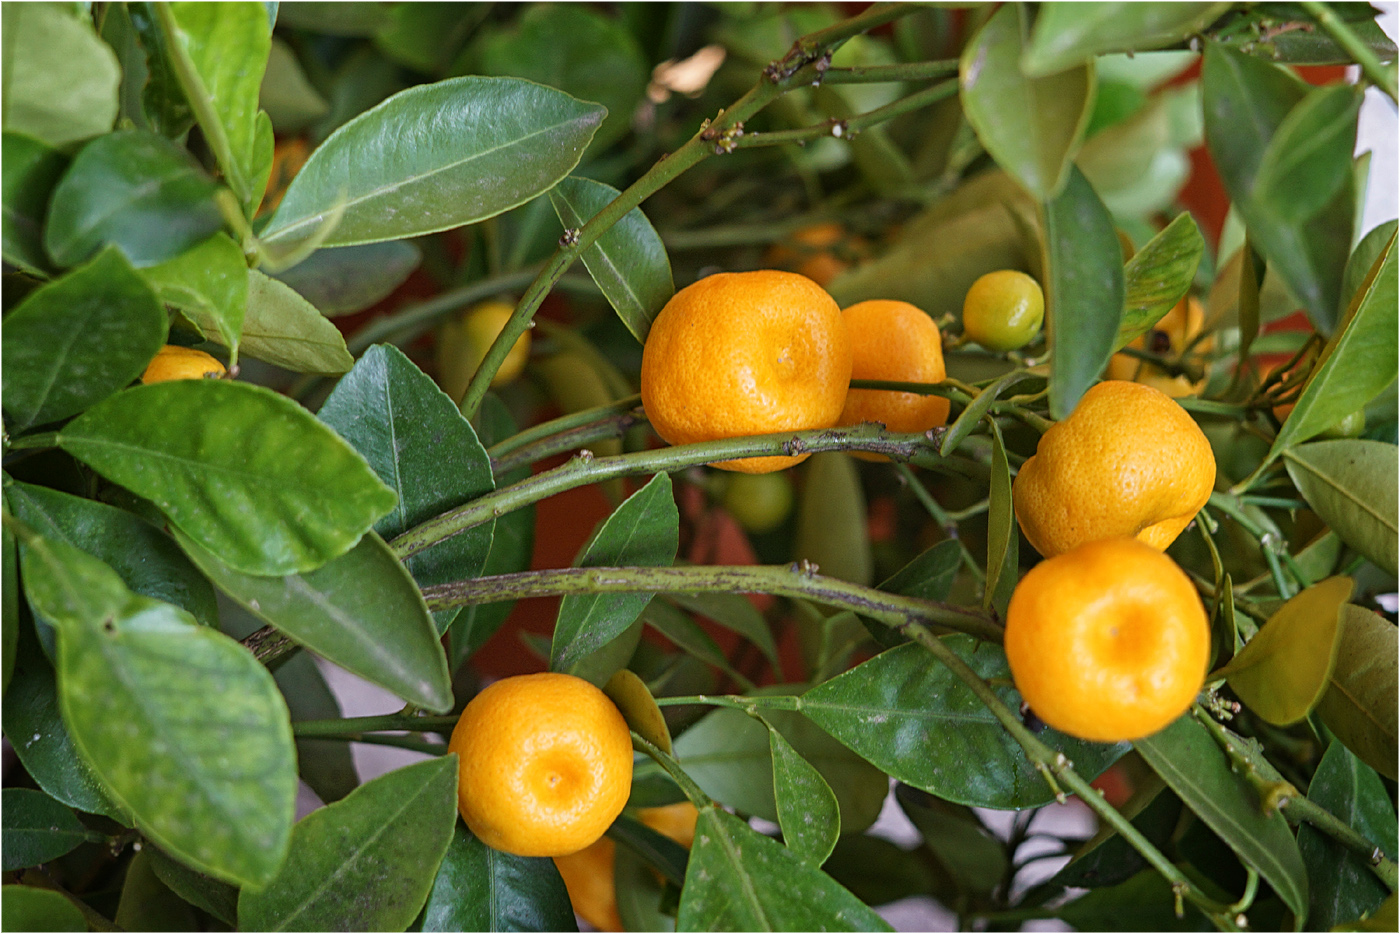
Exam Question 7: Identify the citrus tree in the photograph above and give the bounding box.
[2,3,1397,931]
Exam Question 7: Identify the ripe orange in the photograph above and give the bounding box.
[140,345,226,383]
[437,300,532,402]
[763,222,866,287]
[836,300,949,462]
[1012,380,1216,558]
[640,271,852,474]
[1005,537,1210,742]
[449,673,633,857]
[1106,296,1210,397]
[961,270,1044,352]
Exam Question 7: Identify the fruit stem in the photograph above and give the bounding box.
[291,714,460,736]
[631,732,713,809]
[819,59,960,84]
[733,78,958,149]
[297,733,449,756]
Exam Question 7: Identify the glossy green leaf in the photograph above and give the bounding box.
[2,248,165,432]
[604,668,673,755]
[179,530,452,713]
[896,785,1008,896]
[44,130,222,268]
[643,600,751,687]
[260,37,329,133]
[1297,742,1396,930]
[1316,605,1398,781]
[115,848,201,932]
[142,233,248,364]
[59,380,396,576]
[1116,212,1205,350]
[238,755,459,932]
[146,845,239,925]
[795,453,872,587]
[879,539,962,605]
[549,176,673,344]
[273,652,358,804]
[1342,221,1397,316]
[5,479,218,627]
[960,4,1094,200]
[260,77,605,248]
[19,531,296,886]
[1285,441,1398,576]
[1,788,100,871]
[192,269,353,374]
[1216,576,1352,725]
[1201,43,1306,205]
[2,131,67,275]
[1023,3,1228,76]
[665,592,780,672]
[1134,714,1308,920]
[940,370,1039,457]
[983,423,1012,610]
[1058,868,1216,931]
[1254,83,1363,226]
[272,241,420,316]
[551,473,678,675]
[318,344,495,634]
[765,718,840,867]
[0,3,120,147]
[801,639,1128,809]
[0,885,88,932]
[1039,166,1125,419]
[419,821,577,932]
[677,806,892,932]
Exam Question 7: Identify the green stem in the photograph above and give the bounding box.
[819,59,960,83]
[653,694,803,712]
[298,734,449,755]
[347,269,544,356]
[4,431,60,451]
[291,714,460,736]
[734,79,958,148]
[421,563,1004,643]
[1299,1,1397,102]
[486,395,642,461]
[895,462,986,583]
[631,732,713,808]
[491,405,649,476]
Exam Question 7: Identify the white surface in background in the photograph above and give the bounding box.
[1358,5,1399,235]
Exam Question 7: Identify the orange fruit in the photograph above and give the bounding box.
[640,271,852,474]
[552,802,699,931]
[836,300,949,462]
[1106,296,1210,398]
[961,270,1044,352]
[140,345,226,384]
[1005,537,1210,742]
[1012,380,1216,558]
[437,300,532,402]
[764,222,866,287]
[449,673,633,857]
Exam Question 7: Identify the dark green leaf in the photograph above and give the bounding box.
[59,380,396,576]
[1,788,100,871]
[1298,742,1395,929]
[896,785,1007,896]
[274,652,359,804]
[238,755,459,932]
[959,4,1093,200]
[642,600,751,686]
[801,639,1128,809]
[1316,605,1398,781]
[260,37,329,133]
[2,248,165,432]
[677,806,892,932]
[44,130,222,268]
[318,344,495,634]
[274,2,391,35]
[665,591,780,672]
[1202,43,1306,201]
[146,845,240,926]
[191,269,353,374]
[1058,868,1216,931]
[1041,166,1125,419]
[940,370,1039,456]
[765,718,840,867]
[142,233,248,364]
[879,539,962,605]
[126,1,196,139]
[19,531,297,886]
[1117,212,1205,350]
[1343,221,1398,317]
[2,132,68,275]
[983,424,1012,610]
[1134,714,1309,920]
[259,77,605,248]
[1254,84,1363,225]
[373,3,478,76]
[608,813,688,887]
[3,522,15,694]
[1285,441,1398,576]
[548,176,673,344]
[0,885,88,932]
[272,241,421,316]
[115,848,201,932]
[1024,3,1229,76]
[0,3,120,147]
[551,473,678,675]
[794,453,872,587]
[178,530,452,713]
[420,821,577,932]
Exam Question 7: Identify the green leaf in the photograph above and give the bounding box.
[677,806,892,932]
[43,130,222,269]
[983,424,1012,610]
[1297,742,1395,930]
[238,755,459,932]
[0,3,120,147]
[19,530,297,886]
[1116,212,1205,350]
[1,788,101,871]
[0,885,88,932]
[549,176,673,344]
[896,785,1008,897]
[2,131,68,275]
[142,233,248,365]
[1134,714,1309,920]
[1201,43,1306,202]
[260,76,605,248]
[59,380,396,576]
[642,600,752,687]
[604,668,673,755]
[273,652,358,804]
[765,718,840,868]
[1039,166,1125,419]
[1254,83,1363,226]
[1057,868,1217,931]
[372,3,477,76]
[551,473,678,675]
[2,248,166,432]
[1216,576,1352,725]
[115,848,201,932]
[419,821,577,932]
[879,539,962,604]
[1023,3,1229,76]
[178,530,453,713]
[801,639,1128,809]
[274,2,391,35]
[272,240,420,316]
[125,1,196,139]
[608,813,688,887]
[190,269,353,374]
[167,2,273,210]
[959,4,1094,201]
[1284,441,1398,576]
[146,845,239,926]
[665,591,780,672]
[3,523,15,695]
[940,370,1039,457]
[794,453,872,587]
[1316,605,1398,781]
[318,344,495,634]
[1342,221,1397,317]
[260,37,329,133]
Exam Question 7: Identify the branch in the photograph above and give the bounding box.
[734,78,958,149]
[1298,1,1397,102]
